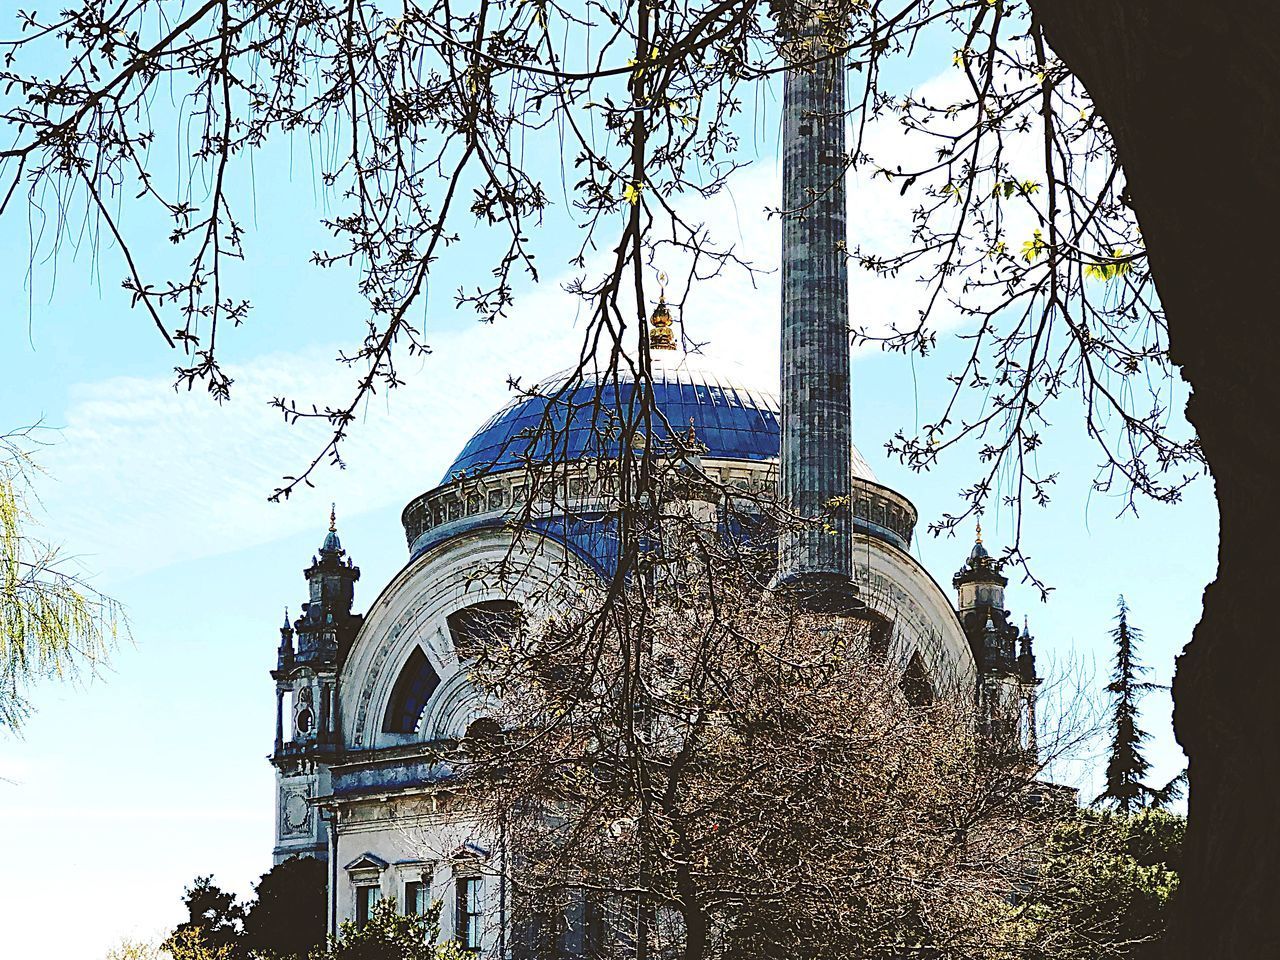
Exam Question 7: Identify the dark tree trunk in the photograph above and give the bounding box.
[1031,1,1280,955]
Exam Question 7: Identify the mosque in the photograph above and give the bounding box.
[266,32,1040,951]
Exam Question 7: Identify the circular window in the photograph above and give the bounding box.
[465,718,501,742]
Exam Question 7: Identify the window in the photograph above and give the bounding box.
[355,884,381,929]
[447,600,521,659]
[405,880,430,917]
[462,718,502,751]
[382,646,441,733]
[901,651,935,708]
[455,876,483,951]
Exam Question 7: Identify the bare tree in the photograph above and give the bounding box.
[1,2,1266,951]
[419,490,1099,960]
[0,3,1191,555]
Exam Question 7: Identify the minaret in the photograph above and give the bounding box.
[777,9,855,599]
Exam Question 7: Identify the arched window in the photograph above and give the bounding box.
[459,718,503,763]
[901,651,935,708]
[464,718,502,743]
[382,646,441,734]
[447,600,521,659]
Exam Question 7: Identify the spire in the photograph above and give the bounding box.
[684,416,705,451]
[678,416,707,475]
[968,520,989,561]
[322,504,342,554]
[776,10,855,599]
[649,274,677,352]
[277,606,295,669]
[1018,616,1038,684]
[297,509,360,663]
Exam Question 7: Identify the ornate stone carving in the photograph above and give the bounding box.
[282,788,312,835]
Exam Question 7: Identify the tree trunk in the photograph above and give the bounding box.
[1030,1,1280,955]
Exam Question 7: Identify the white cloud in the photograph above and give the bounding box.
[33,148,955,582]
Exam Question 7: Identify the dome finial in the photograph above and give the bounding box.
[967,518,990,562]
[321,505,343,554]
[649,272,676,352]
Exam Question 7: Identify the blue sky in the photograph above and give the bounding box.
[0,23,1216,959]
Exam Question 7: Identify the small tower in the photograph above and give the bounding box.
[953,525,1039,756]
[271,506,363,864]
[1017,618,1039,756]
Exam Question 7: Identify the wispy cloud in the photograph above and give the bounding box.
[33,158,950,583]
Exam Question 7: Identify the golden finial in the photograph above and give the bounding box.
[975,519,982,545]
[649,271,676,352]
[329,502,337,533]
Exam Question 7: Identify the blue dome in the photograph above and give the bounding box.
[444,357,802,482]
[405,354,890,566]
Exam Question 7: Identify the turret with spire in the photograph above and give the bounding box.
[294,504,361,664]
[276,608,294,672]
[270,506,363,865]
[953,522,1040,755]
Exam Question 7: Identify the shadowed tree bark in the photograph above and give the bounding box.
[1032,2,1280,955]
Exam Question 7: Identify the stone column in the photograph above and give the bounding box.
[275,687,284,751]
[778,17,853,591]
[319,681,331,742]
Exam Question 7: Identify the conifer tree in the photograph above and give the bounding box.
[1095,596,1157,813]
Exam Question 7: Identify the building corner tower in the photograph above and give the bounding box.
[270,507,362,864]
[777,8,855,600]
[953,526,1041,757]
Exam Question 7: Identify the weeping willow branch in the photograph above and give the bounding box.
[0,428,125,731]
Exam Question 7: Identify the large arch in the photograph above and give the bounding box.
[340,518,971,751]
[339,528,594,751]
[852,533,975,695]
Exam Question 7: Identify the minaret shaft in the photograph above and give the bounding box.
[778,32,853,586]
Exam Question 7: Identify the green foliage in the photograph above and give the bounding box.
[1083,249,1134,281]
[243,857,327,959]
[317,897,460,960]
[106,931,235,960]
[1016,808,1183,959]
[104,939,162,960]
[1095,596,1159,814]
[168,929,239,960]
[1,431,123,729]
[168,858,330,960]
[166,876,246,960]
